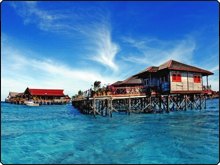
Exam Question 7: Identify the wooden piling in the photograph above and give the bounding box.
[72,93,207,117]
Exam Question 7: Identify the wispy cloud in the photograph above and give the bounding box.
[1,39,119,100]
[121,36,195,66]
[210,65,219,72]
[85,22,120,71]
[11,2,119,71]
[11,2,69,32]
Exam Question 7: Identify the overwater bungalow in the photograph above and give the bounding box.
[72,59,215,117]
[110,76,144,96]
[134,60,213,95]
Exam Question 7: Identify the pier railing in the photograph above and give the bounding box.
[75,86,146,100]
[105,86,145,95]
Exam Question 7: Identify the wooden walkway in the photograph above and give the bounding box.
[72,94,207,117]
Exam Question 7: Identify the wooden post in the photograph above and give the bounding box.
[190,95,193,110]
[102,100,104,116]
[128,97,131,115]
[187,72,189,91]
[159,95,162,112]
[184,95,187,111]
[206,76,208,88]
[166,95,169,113]
[110,98,112,117]
[150,96,152,112]
[93,98,96,118]
[199,95,202,110]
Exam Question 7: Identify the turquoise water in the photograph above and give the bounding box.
[1,99,219,164]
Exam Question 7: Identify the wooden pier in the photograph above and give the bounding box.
[72,60,213,117]
[72,94,207,117]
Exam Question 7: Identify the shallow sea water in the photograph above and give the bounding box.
[1,99,219,164]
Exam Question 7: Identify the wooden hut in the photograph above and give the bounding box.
[111,76,142,87]
[110,76,144,95]
[134,60,213,95]
[5,92,19,103]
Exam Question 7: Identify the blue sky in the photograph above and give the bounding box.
[1,1,219,100]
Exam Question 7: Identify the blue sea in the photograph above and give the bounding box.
[1,99,219,164]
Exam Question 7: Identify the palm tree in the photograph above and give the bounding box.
[78,90,83,96]
[94,81,101,92]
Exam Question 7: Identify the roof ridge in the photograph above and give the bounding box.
[168,60,173,68]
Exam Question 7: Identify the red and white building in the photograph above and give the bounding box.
[134,60,213,95]
[6,88,70,104]
[23,88,70,103]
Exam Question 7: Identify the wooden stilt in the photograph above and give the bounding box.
[128,97,131,115]
[158,95,161,112]
[166,95,170,113]
[72,92,207,117]
[199,95,202,110]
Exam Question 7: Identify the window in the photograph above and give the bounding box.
[194,75,201,83]
[172,73,181,82]
[177,74,181,82]
[172,74,176,82]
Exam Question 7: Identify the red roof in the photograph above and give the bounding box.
[158,60,213,75]
[111,81,123,86]
[25,88,65,96]
[111,76,142,87]
[121,76,142,85]
[134,60,213,77]
[146,66,159,72]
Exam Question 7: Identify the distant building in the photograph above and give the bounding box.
[23,88,70,103]
[5,92,19,102]
[6,87,70,105]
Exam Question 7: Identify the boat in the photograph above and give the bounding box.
[24,100,39,106]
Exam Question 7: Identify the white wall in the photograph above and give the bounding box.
[170,71,202,92]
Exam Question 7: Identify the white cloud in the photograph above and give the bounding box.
[1,43,118,101]
[11,2,119,71]
[208,75,219,91]
[86,22,119,71]
[210,65,219,72]
[121,36,195,66]
[11,2,69,32]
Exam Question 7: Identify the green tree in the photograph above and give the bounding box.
[94,81,101,92]
[78,90,83,96]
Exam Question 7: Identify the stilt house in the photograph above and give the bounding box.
[134,60,213,95]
